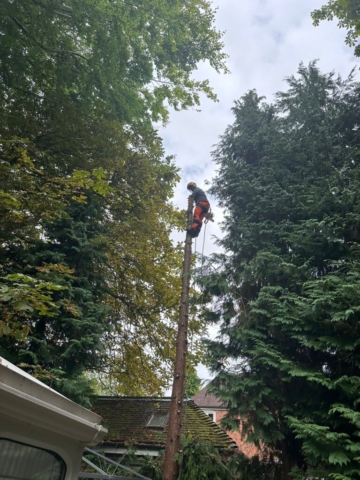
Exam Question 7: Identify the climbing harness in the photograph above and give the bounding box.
[197,201,209,213]
[203,207,214,224]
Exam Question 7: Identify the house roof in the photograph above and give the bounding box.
[191,385,225,408]
[93,397,235,451]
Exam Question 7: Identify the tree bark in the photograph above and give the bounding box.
[162,196,193,480]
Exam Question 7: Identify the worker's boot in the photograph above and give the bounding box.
[192,228,200,238]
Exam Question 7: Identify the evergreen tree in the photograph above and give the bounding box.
[1,193,108,407]
[202,62,360,479]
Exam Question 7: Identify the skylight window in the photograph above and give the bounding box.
[146,413,169,429]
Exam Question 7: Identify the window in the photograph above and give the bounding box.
[0,438,66,480]
[203,410,216,421]
[146,413,169,429]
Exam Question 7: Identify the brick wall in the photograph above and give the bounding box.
[215,410,259,458]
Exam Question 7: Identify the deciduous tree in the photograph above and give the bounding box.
[312,0,360,56]
[0,0,226,402]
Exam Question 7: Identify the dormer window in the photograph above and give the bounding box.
[145,413,169,430]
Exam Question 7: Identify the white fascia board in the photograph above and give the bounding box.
[0,357,101,425]
[0,382,107,445]
[0,357,67,395]
[0,359,107,445]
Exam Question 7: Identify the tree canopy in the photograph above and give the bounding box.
[312,0,360,56]
[0,0,226,404]
[201,62,360,479]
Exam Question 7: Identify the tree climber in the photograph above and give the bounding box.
[187,182,210,238]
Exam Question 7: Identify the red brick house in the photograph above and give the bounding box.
[192,384,260,458]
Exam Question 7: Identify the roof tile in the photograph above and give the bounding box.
[191,385,225,408]
[93,397,235,451]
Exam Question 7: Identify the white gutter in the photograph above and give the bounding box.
[0,357,107,445]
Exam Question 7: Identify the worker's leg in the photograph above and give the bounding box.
[189,218,202,237]
[189,201,209,236]
[195,201,210,224]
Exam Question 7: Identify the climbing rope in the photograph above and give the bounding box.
[201,221,207,266]
[192,206,212,257]
[189,208,212,351]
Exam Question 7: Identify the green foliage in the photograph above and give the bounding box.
[0,271,67,340]
[184,370,202,398]
[0,0,227,125]
[0,0,226,402]
[201,62,360,478]
[1,193,110,405]
[312,0,360,56]
[139,437,277,480]
[139,452,165,480]
[177,436,232,480]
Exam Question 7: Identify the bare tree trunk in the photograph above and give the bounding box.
[162,196,194,480]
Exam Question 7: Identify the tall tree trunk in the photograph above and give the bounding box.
[281,441,293,480]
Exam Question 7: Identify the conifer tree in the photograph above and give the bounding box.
[203,62,360,479]
[0,193,109,406]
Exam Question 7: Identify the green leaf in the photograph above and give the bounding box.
[329,452,350,465]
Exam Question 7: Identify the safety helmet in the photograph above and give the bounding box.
[187,181,197,190]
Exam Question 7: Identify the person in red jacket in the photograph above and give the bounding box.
[187,182,210,238]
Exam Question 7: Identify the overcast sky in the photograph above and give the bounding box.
[160,0,357,383]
